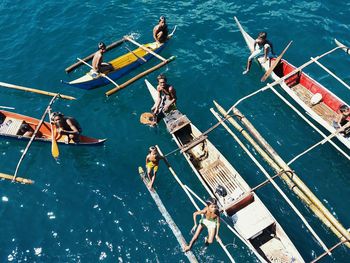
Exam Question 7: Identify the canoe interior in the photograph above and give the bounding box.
[273,59,344,126]
[0,110,105,145]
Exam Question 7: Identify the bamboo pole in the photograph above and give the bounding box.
[65,38,126,73]
[124,46,147,62]
[105,56,176,97]
[334,39,350,55]
[0,172,33,184]
[0,82,76,100]
[215,102,350,248]
[124,36,167,62]
[0,106,15,110]
[211,108,330,254]
[13,95,58,181]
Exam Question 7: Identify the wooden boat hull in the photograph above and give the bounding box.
[235,17,350,149]
[0,110,106,145]
[64,42,167,90]
[145,80,304,262]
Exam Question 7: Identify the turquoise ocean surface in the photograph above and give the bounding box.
[1,1,350,262]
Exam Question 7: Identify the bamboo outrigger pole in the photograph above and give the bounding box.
[214,101,350,249]
[65,37,126,73]
[0,81,75,100]
[13,95,59,182]
[105,56,176,97]
[124,36,167,62]
[0,172,33,184]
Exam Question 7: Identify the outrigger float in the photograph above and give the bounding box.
[63,27,177,96]
[235,17,350,151]
[145,79,304,262]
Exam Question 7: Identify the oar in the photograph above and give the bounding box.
[77,58,121,90]
[124,46,147,62]
[0,81,76,100]
[13,95,59,181]
[65,37,127,73]
[48,109,59,159]
[261,41,293,82]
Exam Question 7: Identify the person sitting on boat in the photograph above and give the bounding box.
[145,146,163,190]
[334,104,350,137]
[151,74,177,123]
[243,32,275,75]
[153,16,169,44]
[91,42,113,75]
[17,122,35,137]
[51,112,82,143]
[184,197,221,252]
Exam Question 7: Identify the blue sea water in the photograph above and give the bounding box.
[0,0,350,262]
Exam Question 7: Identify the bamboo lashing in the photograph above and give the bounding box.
[65,37,126,73]
[210,107,330,254]
[105,56,176,97]
[215,102,350,248]
[13,95,59,181]
[0,81,75,100]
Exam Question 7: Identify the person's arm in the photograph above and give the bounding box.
[145,155,150,165]
[215,215,221,240]
[152,87,162,113]
[59,119,80,135]
[163,87,177,111]
[153,26,159,43]
[191,208,207,233]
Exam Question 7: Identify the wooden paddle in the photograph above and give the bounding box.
[77,58,121,89]
[65,37,126,73]
[48,109,59,159]
[0,81,76,100]
[261,41,293,82]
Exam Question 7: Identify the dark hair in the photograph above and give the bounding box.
[157,74,167,82]
[98,42,106,50]
[205,197,217,206]
[159,16,166,22]
[340,104,349,113]
[51,112,63,121]
[258,32,267,40]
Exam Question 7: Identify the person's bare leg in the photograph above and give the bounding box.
[184,224,203,252]
[243,59,252,74]
[148,171,157,189]
[206,226,216,245]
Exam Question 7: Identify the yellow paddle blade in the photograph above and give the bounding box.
[51,139,59,159]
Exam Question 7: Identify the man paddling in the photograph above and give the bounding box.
[91,42,113,74]
[151,74,177,123]
[51,112,82,143]
[153,16,169,44]
[243,32,275,75]
[145,146,164,190]
[184,198,221,252]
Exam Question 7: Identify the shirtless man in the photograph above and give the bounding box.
[51,112,82,143]
[334,104,350,137]
[145,146,163,190]
[91,42,113,74]
[184,198,221,252]
[153,16,169,44]
[243,31,274,75]
[152,74,177,122]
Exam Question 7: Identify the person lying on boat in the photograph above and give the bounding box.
[243,32,275,75]
[91,42,113,75]
[333,104,350,137]
[153,16,169,44]
[51,112,82,143]
[145,146,164,190]
[183,197,221,252]
[151,74,177,123]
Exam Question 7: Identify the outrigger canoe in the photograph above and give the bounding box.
[145,79,304,262]
[235,17,350,149]
[0,110,106,145]
[64,41,169,90]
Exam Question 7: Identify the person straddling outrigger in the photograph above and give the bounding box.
[243,31,275,75]
[333,104,350,137]
[51,112,82,143]
[183,197,221,252]
[151,74,177,124]
[91,42,113,76]
[153,16,169,44]
[145,146,164,190]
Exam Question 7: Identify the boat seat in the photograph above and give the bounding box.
[224,192,254,216]
[0,117,24,135]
